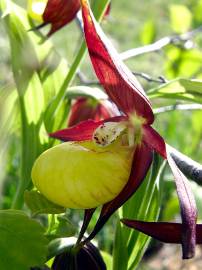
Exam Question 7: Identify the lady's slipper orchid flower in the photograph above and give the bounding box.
[31,0,197,259]
[28,0,80,36]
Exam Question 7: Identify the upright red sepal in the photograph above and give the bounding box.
[80,0,154,124]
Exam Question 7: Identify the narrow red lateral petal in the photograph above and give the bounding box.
[83,142,153,242]
[43,0,80,36]
[166,145,197,259]
[50,116,126,141]
[121,220,202,245]
[142,125,166,159]
[80,0,154,124]
[121,220,182,243]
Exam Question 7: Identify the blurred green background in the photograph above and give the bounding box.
[0,0,202,269]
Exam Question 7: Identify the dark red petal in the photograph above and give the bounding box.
[121,220,182,243]
[83,143,153,242]
[142,125,166,159]
[142,126,197,258]
[77,208,96,244]
[80,0,154,124]
[50,116,127,141]
[166,145,197,259]
[104,3,111,18]
[121,220,202,245]
[43,0,80,36]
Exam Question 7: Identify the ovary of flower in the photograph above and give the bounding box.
[27,0,47,22]
[31,125,135,209]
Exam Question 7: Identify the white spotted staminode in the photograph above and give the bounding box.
[31,122,138,209]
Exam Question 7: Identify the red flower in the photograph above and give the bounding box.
[49,0,197,259]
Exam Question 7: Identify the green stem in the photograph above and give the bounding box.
[44,0,111,125]
[12,97,29,209]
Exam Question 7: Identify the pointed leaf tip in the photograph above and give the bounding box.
[80,0,154,124]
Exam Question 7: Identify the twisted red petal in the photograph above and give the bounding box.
[50,116,127,141]
[166,145,197,259]
[83,142,153,242]
[80,0,154,124]
[43,0,80,36]
[143,126,197,258]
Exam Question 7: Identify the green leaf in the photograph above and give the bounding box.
[46,215,77,240]
[112,221,128,270]
[141,19,156,45]
[101,251,113,270]
[24,190,65,215]
[0,210,48,270]
[148,78,202,103]
[170,5,192,33]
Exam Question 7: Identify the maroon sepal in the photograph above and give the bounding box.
[77,208,96,244]
[49,116,126,141]
[121,220,202,245]
[83,143,153,242]
[81,0,154,124]
[43,0,80,36]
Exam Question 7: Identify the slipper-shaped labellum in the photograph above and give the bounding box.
[32,122,136,209]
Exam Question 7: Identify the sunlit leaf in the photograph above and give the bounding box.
[141,19,156,45]
[148,78,202,103]
[170,5,192,33]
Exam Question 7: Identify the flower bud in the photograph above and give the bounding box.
[31,124,135,209]
[28,0,80,36]
[68,97,118,127]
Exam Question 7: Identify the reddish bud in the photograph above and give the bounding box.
[43,0,80,36]
[68,97,118,127]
